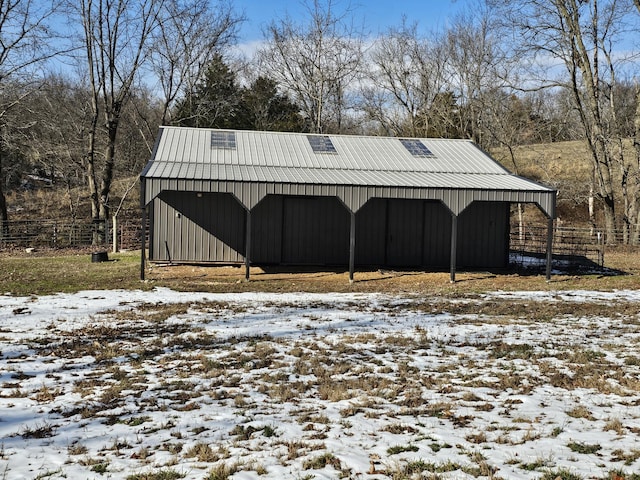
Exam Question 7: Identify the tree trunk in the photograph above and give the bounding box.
[589,185,596,235]
[0,133,8,240]
[86,157,102,244]
[99,123,117,222]
[633,84,640,244]
[602,194,616,244]
[0,184,7,240]
[85,133,103,244]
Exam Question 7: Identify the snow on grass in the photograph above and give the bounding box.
[1,288,640,480]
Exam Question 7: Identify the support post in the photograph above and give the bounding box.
[112,215,118,253]
[140,208,146,281]
[545,216,554,281]
[349,211,356,283]
[450,214,458,283]
[245,209,252,281]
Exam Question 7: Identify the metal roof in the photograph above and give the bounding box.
[144,127,520,177]
[141,126,556,217]
[143,126,550,188]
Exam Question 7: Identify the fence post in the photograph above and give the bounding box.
[597,232,604,266]
[112,215,118,253]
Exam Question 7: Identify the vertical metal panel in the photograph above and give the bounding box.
[386,199,424,267]
[251,195,283,264]
[423,201,452,267]
[150,191,245,262]
[450,214,458,282]
[281,196,349,265]
[458,202,509,268]
[355,198,387,265]
[349,211,356,282]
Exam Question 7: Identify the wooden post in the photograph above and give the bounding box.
[450,214,458,283]
[245,209,252,281]
[349,211,356,283]
[112,215,118,253]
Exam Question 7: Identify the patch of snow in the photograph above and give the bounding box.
[1,288,639,479]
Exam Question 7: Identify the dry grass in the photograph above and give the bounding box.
[3,239,640,479]
[3,290,640,479]
[1,243,640,297]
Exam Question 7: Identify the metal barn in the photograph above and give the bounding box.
[140,127,556,281]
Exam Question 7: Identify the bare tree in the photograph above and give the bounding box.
[21,74,92,218]
[488,0,638,242]
[630,0,640,242]
[257,0,364,134]
[149,0,243,126]
[362,6,504,142]
[74,0,163,241]
[361,20,446,137]
[0,0,64,237]
[445,4,507,147]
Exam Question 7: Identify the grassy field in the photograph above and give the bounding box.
[1,247,640,296]
[3,283,640,480]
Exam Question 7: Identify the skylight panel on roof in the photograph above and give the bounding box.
[210,131,236,149]
[399,138,434,158]
[307,135,337,154]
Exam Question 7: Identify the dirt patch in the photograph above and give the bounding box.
[146,248,640,295]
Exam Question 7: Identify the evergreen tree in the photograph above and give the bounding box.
[173,54,243,128]
[240,77,305,132]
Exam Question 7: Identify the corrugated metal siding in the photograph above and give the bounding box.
[251,195,283,264]
[149,190,511,268]
[386,199,425,267]
[458,202,510,268]
[143,178,555,219]
[423,201,452,267]
[281,196,349,265]
[355,199,452,268]
[354,198,506,268]
[355,199,387,265]
[150,191,245,263]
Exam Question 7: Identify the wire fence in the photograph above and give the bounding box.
[0,218,145,251]
[0,218,625,268]
[510,223,605,268]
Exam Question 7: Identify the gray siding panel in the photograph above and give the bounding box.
[356,199,452,268]
[354,199,505,269]
[148,190,510,268]
[150,191,245,263]
[144,178,555,219]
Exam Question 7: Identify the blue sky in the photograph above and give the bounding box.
[232,0,470,43]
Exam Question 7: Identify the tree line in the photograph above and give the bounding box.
[0,0,639,244]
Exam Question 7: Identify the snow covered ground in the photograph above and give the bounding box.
[1,287,640,480]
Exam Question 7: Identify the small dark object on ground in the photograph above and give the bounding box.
[91,251,109,263]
